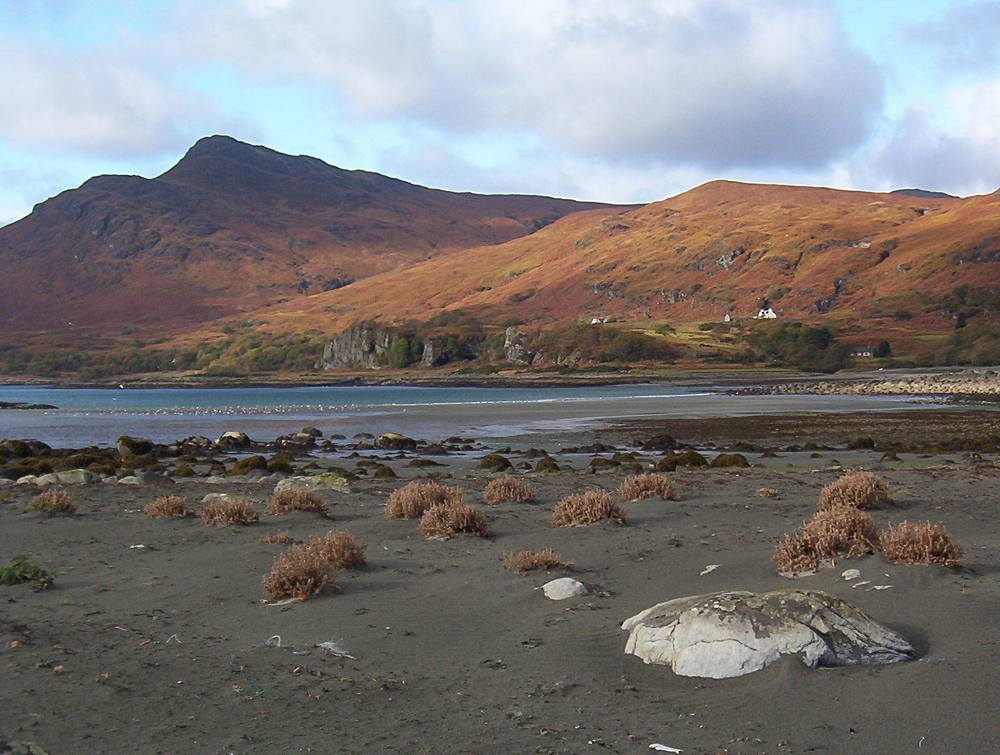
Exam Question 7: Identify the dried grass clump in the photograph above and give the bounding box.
[774,506,880,573]
[483,476,535,504]
[418,502,490,538]
[818,471,889,511]
[144,495,192,519]
[267,490,330,518]
[260,530,295,544]
[263,543,336,601]
[502,548,571,573]
[880,521,963,567]
[552,490,625,527]
[27,490,76,517]
[200,496,259,526]
[385,480,463,519]
[310,530,367,569]
[617,473,676,501]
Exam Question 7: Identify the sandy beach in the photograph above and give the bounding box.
[2,411,998,753]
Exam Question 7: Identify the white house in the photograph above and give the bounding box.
[755,307,778,319]
[723,312,733,323]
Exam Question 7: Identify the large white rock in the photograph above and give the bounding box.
[542,577,588,600]
[622,589,913,679]
[34,469,100,485]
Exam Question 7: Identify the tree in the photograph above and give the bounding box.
[875,340,892,358]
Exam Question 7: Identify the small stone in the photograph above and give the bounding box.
[841,568,862,581]
[542,578,587,600]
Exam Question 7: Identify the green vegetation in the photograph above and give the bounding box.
[0,555,54,589]
[743,322,849,373]
[532,324,678,364]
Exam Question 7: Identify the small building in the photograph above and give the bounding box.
[851,346,874,358]
[755,307,778,319]
[723,312,733,323]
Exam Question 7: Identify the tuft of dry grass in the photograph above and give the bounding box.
[617,473,676,501]
[310,530,367,569]
[502,548,572,573]
[386,480,464,519]
[483,476,535,504]
[552,490,625,527]
[267,489,331,518]
[144,495,193,519]
[27,490,76,517]
[881,521,962,567]
[418,502,490,538]
[757,487,780,498]
[818,471,890,511]
[774,506,881,573]
[263,543,336,601]
[260,530,295,544]
[200,496,259,526]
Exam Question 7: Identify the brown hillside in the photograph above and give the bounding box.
[0,136,623,334]
[246,180,996,341]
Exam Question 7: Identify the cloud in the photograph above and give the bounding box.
[907,1,1000,69]
[0,34,216,156]
[859,80,1000,196]
[174,0,884,171]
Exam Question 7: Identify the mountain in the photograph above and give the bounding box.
[243,180,998,340]
[890,188,958,200]
[0,135,624,334]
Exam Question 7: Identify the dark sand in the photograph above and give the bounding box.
[2,414,999,753]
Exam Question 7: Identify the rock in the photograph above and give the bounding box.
[710,453,750,468]
[841,568,862,581]
[117,476,141,486]
[201,492,235,505]
[542,578,588,600]
[641,433,677,452]
[116,435,154,456]
[217,431,252,450]
[34,469,100,485]
[622,589,914,679]
[375,433,418,451]
[534,457,560,473]
[479,453,513,472]
[228,455,269,476]
[0,478,12,488]
[301,426,323,437]
[274,473,350,494]
[15,475,38,485]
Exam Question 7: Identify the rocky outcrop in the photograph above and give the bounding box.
[319,326,393,369]
[622,589,914,679]
[734,370,1000,397]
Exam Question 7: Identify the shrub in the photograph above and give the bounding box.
[502,548,571,572]
[200,496,259,526]
[880,521,962,567]
[260,530,295,544]
[27,490,76,517]
[267,490,330,518]
[818,471,890,511]
[263,543,337,601]
[552,490,625,527]
[483,476,535,504]
[386,480,463,519]
[418,502,490,538]
[310,530,367,569]
[774,507,880,573]
[0,555,53,589]
[617,473,675,501]
[144,495,193,519]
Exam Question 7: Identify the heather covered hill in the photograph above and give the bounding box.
[249,180,991,337]
[0,136,623,334]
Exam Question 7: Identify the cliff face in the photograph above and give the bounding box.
[319,327,393,369]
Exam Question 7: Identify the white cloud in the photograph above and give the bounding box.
[174,0,884,171]
[857,80,1000,196]
[0,34,216,156]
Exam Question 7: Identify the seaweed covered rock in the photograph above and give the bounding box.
[710,453,750,468]
[478,454,513,472]
[622,589,914,679]
[375,433,418,451]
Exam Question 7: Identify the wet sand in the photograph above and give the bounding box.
[2,415,999,753]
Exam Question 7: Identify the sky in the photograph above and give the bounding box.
[2,0,1000,226]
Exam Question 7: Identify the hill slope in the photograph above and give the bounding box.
[0,135,623,334]
[247,180,999,339]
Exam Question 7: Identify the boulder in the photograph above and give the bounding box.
[217,431,252,450]
[375,433,418,451]
[34,469,100,486]
[274,472,350,494]
[479,453,513,472]
[542,578,588,600]
[116,435,154,456]
[622,589,914,679]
